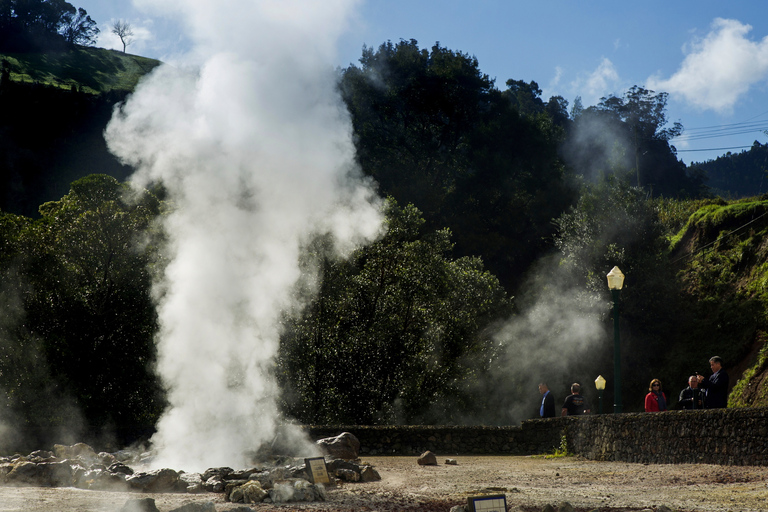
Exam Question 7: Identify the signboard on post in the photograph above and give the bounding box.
[304,457,330,484]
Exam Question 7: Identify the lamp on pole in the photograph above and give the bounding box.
[594,375,606,414]
[607,266,625,414]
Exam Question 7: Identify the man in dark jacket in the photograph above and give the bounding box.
[538,382,556,418]
[679,375,705,410]
[697,356,729,408]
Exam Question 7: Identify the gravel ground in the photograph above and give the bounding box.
[1,455,768,512]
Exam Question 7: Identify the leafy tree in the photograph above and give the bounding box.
[689,141,768,198]
[1,175,165,442]
[340,40,575,291]
[564,86,704,198]
[0,0,97,51]
[277,199,510,424]
[60,6,97,45]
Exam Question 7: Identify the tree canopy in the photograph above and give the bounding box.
[0,0,98,51]
[340,39,576,291]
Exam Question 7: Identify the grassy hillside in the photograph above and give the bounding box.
[1,46,161,94]
[0,46,161,217]
[667,196,768,407]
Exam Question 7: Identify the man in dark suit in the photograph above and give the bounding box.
[538,382,556,418]
[697,356,729,408]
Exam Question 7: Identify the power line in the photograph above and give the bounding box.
[675,145,755,152]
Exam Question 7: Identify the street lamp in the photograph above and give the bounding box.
[607,266,625,414]
[594,375,606,414]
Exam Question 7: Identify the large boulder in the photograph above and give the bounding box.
[417,451,437,466]
[229,480,268,504]
[316,432,360,460]
[126,468,182,493]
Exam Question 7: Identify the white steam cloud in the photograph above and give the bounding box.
[105,0,382,471]
[648,18,768,113]
[569,57,622,105]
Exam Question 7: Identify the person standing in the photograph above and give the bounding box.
[561,383,590,416]
[697,356,729,408]
[678,375,705,410]
[538,382,556,418]
[644,378,667,412]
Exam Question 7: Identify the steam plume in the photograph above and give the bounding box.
[105,0,381,471]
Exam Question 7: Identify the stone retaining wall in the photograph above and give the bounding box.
[306,407,768,466]
[564,407,768,466]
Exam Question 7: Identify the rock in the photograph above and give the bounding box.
[230,480,268,504]
[4,460,73,486]
[657,507,674,512]
[168,502,216,512]
[203,474,227,493]
[334,468,360,482]
[108,462,134,476]
[449,506,467,512]
[77,468,127,490]
[119,498,160,512]
[201,467,234,481]
[417,451,437,466]
[53,443,98,464]
[126,468,181,493]
[541,505,556,512]
[445,458,458,465]
[316,432,360,460]
[556,502,576,512]
[179,472,204,493]
[360,465,381,482]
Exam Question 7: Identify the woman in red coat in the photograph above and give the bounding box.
[644,378,667,412]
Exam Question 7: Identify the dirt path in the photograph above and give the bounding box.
[1,456,767,511]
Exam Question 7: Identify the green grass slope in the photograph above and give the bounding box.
[668,196,768,408]
[1,46,161,94]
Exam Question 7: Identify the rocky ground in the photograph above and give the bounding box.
[1,455,768,512]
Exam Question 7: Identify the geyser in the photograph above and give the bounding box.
[105,0,381,471]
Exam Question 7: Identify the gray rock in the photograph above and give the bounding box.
[556,502,575,512]
[334,468,359,482]
[179,472,204,493]
[417,451,438,466]
[360,465,381,482]
[119,498,160,512]
[316,432,360,460]
[126,468,181,493]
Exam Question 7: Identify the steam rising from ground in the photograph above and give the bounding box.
[105,0,381,471]
[478,256,608,424]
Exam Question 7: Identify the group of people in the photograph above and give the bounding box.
[537,382,591,417]
[536,356,729,418]
[644,356,729,412]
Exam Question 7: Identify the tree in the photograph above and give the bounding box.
[111,19,133,53]
[563,86,705,198]
[59,7,98,45]
[277,199,510,424]
[340,40,575,292]
[2,175,166,442]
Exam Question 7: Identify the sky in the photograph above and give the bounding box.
[73,0,768,165]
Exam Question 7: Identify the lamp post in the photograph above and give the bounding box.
[607,266,625,414]
[594,375,606,414]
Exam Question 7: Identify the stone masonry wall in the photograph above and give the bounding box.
[306,407,768,466]
[564,407,768,466]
